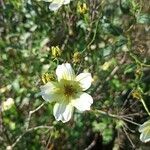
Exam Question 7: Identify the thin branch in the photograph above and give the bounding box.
[25,102,46,130]
[9,125,53,149]
[85,140,96,150]
[120,90,133,111]
[121,100,138,114]
[124,123,136,133]
[123,126,135,149]
[45,133,52,150]
[76,15,101,75]
[82,15,101,54]
[92,109,120,119]
[121,112,143,117]
[129,52,150,67]
[91,109,141,126]
[121,117,141,126]
[84,133,100,150]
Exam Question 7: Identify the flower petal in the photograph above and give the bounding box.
[40,82,57,102]
[41,0,52,2]
[76,73,93,91]
[72,92,93,111]
[49,0,64,11]
[139,120,150,143]
[140,131,150,143]
[53,102,73,123]
[139,120,150,132]
[63,0,71,4]
[56,63,75,81]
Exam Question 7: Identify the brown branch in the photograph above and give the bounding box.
[8,125,53,149]
[25,102,46,130]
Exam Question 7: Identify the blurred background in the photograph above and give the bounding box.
[0,0,150,149]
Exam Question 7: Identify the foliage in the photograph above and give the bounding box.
[0,0,150,149]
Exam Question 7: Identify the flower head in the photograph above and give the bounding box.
[51,46,61,58]
[139,119,150,143]
[2,98,14,112]
[77,2,88,14]
[40,63,93,123]
[40,0,71,11]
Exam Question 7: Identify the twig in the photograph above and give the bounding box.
[124,123,136,133]
[82,14,101,54]
[120,90,133,111]
[91,109,141,126]
[84,133,100,150]
[76,15,101,75]
[129,52,150,67]
[123,126,136,149]
[121,112,143,117]
[9,125,53,149]
[45,133,53,150]
[121,100,138,114]
[84,140,96,150]
[92,109,120,119]
[25,102,46,130]
[121,117,141,126]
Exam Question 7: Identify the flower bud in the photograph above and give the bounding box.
[73,52,82,63]
[41,73,55,84]
[51,46,61,58]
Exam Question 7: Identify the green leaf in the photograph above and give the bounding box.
[102,128,113,144]
[103,46,112,57]
[136,14,150,24]
[92,121,107,132]
[124,64,136,74]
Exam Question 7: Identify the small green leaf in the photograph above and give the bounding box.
[136,14,150,24]
[103,46,112,56]
[102,128,113,144]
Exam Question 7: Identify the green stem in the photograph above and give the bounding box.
[129,53,150,67]
[141,98,150,116]
[81,15,101,53]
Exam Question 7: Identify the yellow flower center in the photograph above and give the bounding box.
[64,84,75,97]
[57,79,82,101]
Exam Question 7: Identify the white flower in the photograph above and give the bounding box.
[40,63,93,123]
[40,0,71,11]
[2,98,14,111]
[139,119,150,143]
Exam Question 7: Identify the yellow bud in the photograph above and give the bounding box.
[83,3,88,12]
[135,68,142,77]
[101,59,115,71]
[77,2,88,14]
[41,73,55,84]
[73,52,82,63]
[93,75,98,85]
[51,46,61,58]
[131,90,142,100]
